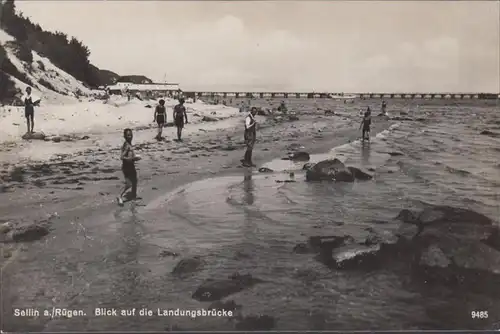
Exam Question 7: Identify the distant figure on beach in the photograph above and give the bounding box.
[360,107,372,141]
[381,100,387,115]
[22,87,41,134]
[241,107,258,167]
[173,98,188,141]
[117,128,141,206]
[154,99,167,140]
[278,101,287,112]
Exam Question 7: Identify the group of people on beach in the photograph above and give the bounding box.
[19,87,382,204]
[115,98,381,204]
[153,97,188,142]
[116,97,189,205]
[116,103,259,204]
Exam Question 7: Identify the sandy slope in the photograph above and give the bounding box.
[1,28,91,104]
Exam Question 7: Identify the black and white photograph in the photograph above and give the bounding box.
[1,0,499,332]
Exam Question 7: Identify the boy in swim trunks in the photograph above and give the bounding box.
[360,107,372,141]
[154,99,167,140]
[117,128,141,205]
[173,98,188,141]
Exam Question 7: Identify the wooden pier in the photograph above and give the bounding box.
[182,92,499,100]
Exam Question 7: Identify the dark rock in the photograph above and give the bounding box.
[202,116,218,122]
[294,235,353,255]
[160,250,180,258]
[81,135,90,140]
[305,158,348,182]
[482,228,500,252]
[302,162,315,170]
[331,244,382,270]
[394,208,420,224]
[315,205,500,289]
[208,300,241,313]
[287,143,303,151]
[192,273,265,301]
[347,166,373,180]
[292,243,312,254]
[288,115,299,121]
[8,166,25,182]
[324,110,335,115]
[305,159,370,182]
[258,167,273,173]
[5,222,51,243]
[145,104,153,108]
[235,315,276,330]
[172,256,204,276]
[480,130,500,138]
[275,180,296,183]
[387,151,404,156]
[288,151,310,162]
[22,132,45,140]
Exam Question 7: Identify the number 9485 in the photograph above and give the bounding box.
[471,311,488,319]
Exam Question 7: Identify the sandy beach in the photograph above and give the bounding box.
[1,97,500,331]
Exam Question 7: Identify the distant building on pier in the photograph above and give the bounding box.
[106,82,182,98]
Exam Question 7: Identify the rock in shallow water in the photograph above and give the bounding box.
[307,205,500,289]
[284,151,310,162]
[305,159,372,182]
[192,273,265,301]
[1,221,51,243]
[258,167,273,173]
[172,256,204,276]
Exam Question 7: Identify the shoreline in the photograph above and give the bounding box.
[1,105,393,332]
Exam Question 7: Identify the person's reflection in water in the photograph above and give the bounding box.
[361,140,371,166]
[110,211,144,311]
[242,169,255,206]
[240,168,259,250]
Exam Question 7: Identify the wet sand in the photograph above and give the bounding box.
[1,99,392,331]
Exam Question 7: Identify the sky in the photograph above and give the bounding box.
[14,1,500,93]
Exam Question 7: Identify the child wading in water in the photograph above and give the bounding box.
[154,99,167,140]
[360,107,372,141]
[117,128,141,205]
[173,98,188,141]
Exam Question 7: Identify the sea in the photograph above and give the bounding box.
[39,98,500,331]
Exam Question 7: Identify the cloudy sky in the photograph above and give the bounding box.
[16,1,500,92]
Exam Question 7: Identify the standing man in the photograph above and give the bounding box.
[381,100,387,115]
[241,107,258,167]
[117,128,141,205]
[154,99,167,140]
[173,98,188,141]
[359,107,372,141]
[23,87,40,134]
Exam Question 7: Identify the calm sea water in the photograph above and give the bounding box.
[38,99,500,331]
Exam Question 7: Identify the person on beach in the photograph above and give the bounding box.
[117,128,141,206]
[381,100,387,114]
[154,99,167,140]
[241,107,258,167]
[173,98,188,141]
[22,87,40,134]
[360,107,372,141]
